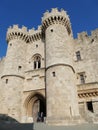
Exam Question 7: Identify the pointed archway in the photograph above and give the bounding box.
[24,92,46,122]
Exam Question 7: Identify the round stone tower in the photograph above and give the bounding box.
[1,25,28,121]
[42,8,80,125]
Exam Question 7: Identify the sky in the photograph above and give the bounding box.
[0,0,98,58]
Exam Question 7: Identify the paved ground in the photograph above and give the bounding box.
[0,122,33,130]
[34,123,98,130]
[0,122,98,130]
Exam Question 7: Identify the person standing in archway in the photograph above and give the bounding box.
[40,112,44,122]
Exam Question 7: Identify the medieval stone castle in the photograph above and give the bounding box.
[0,8,98,125]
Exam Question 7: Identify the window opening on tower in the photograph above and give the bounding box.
[76,51,81,61]
[36,44,38,48]
[10,43,12,46]
[34,56,41,69]
[18,66,22,71]
[51,29,53,32]
[79,73,85,84]
[6,79,8,84]
[52,72,56,77]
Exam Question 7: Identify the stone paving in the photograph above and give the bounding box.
[0,122,98,130]
[34,123,98,130]
[0,122,33,130]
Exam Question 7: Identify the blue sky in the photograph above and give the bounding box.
[0,0,98,58]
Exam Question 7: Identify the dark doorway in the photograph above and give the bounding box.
[39,99,46,116]
[32,94,46,122]
[86,101,94,112]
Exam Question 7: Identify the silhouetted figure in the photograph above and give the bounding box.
[40,112,44,122]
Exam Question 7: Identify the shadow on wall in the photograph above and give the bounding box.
[0,114,33,130]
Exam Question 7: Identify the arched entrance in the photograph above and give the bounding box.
[25,92,46,122]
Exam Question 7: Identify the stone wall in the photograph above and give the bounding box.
[0,8,98,124]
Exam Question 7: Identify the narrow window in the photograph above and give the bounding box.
[34,61,36,69]
[6,79,8,84]
[86,101,94,112]
[34,55,41,69]
[52,72,55,77]
[18,66,22,71]
[76,51,81,61]
[38,60,41,68]
[80,74,85,84]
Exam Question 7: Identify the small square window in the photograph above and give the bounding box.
[51,29,53,32]
[36,44,38,48]
[10,43,12,46]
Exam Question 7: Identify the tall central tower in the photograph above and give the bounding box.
[42,8,80,125]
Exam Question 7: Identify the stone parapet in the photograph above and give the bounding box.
[42,8,72,35]
[6,25,42,43]
[28,25,42,42]
[6,25,29,43]
[76,29,98,43]
[42,8,69,22]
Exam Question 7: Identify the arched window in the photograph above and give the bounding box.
[34,55,41,69]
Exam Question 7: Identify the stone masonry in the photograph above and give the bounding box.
[0,8,98,125]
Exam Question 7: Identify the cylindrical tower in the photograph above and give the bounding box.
[1,25,28,122]
[42,8,80,125]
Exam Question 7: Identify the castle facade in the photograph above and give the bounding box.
[0,8,98,125]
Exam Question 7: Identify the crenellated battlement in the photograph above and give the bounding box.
[76,29,98,43]
[42,8,72,35]
[28,25,42,42]
[77,32,88,40]
[42,8,69,21]
[6,8,73,44]
[7,25,28,32]
[6,25,29,43]
[6,24,42,43]
[91,29,98,38]
[1,8,98,125]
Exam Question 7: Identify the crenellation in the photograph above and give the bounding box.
[13,24,19,30]
[42,8,69,22]
[77,32,88,41]
[28,25,42,42]
[6,24,29,43]
[21,25,28,32]
[89,29,98,43]
[91,28,98,37]
[28,25,41,35]
[28,28,35,34]
[8,25,28,32]
[75,29,98,46]
[42,9,72,36]
[0,8,98,125]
